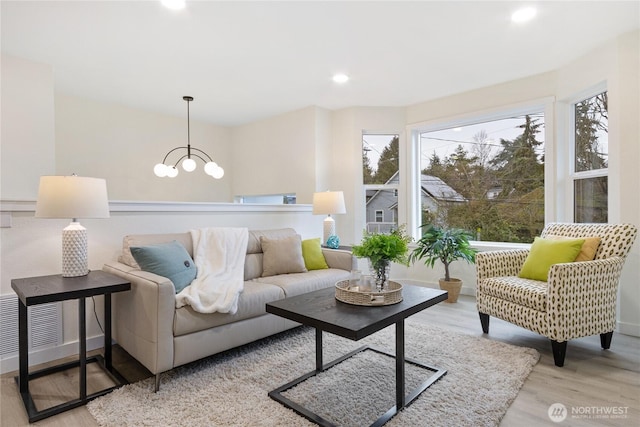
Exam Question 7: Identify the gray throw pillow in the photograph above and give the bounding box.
[260,234,307,277]
[130,240,197,293]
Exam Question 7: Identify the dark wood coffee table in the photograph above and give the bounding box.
[266,283,448,427]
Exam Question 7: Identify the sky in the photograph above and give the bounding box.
[362,114,547,173]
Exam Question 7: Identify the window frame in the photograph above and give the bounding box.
[406,97,555,242]
[362,132,401,234]
[566,83,608,223]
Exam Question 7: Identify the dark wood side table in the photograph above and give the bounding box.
[11,270,131,423]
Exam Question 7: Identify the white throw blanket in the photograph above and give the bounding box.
[175,227,248,314]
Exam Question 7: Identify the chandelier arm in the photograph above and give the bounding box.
[190,147,215,162]
[161,146,188,164]
[171,152,208,167]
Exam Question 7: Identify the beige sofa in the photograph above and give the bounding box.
[103,228,354,390]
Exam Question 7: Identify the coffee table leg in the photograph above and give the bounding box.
[315,328,323,371]
[396,320,405,409]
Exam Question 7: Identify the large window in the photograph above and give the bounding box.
[572,91,608,223]
[418,112,545,243]
[363,134,399,234]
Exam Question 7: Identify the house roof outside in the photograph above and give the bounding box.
[420,175,465,203]
[366,172,464,206]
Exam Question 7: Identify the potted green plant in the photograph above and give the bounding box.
[352,226,412,291]
[409,224,478,303]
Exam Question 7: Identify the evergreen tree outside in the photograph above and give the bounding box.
[373,136,399,184]
[421,114,545,243]
[362,149,375,184]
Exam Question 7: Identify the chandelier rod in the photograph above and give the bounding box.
[184,95,193,160]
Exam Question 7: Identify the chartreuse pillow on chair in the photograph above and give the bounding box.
[518,237,585,281]
[130,240,197,293]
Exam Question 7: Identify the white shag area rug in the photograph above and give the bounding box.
[88,322,539,427]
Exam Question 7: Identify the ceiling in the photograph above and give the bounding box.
[2,1,639,126]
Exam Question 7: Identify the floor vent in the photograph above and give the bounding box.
[0,295,62,357]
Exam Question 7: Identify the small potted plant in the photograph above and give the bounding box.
[409,224,478,303]
[352,225,412,291]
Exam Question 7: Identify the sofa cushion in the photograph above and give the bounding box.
[243,228,298,280]
[301,238,329,270]
[518,237,584,281]
[120,232,193,268]
[130,240,197,293]
[247,228,297,254]
[260,234,307,277]
[173,281,285,337]
[254,268,350,297]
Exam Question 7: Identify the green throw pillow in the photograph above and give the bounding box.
[130,240,197,293]
[301,238,329,270]
[518,237,585,282]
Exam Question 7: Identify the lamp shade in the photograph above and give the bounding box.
[35,176,110,219]
[312,191,346,215]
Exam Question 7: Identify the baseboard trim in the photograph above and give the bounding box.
[0,335,104,375]
[396,279,475,297]
[617,321,640,337]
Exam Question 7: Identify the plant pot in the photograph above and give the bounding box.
[438,278,462,303]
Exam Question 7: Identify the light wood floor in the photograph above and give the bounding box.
[2,295,639,426]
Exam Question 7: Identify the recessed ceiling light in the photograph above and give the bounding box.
[511,7,537,23]
[332,74,349,84]
[161,0,186,10]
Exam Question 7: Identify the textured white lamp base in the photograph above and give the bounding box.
[62,222,89,277]
[323,215,336,245]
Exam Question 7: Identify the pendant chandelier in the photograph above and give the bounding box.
[153,96,224,179]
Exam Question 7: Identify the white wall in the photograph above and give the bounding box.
[230,106,320,204]
[55,94,233,202]
[0,55,55,199]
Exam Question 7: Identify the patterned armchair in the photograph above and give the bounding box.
[476,223,637,367]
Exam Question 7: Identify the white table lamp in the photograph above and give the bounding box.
[35,176,110,277]
[312,191,346,244]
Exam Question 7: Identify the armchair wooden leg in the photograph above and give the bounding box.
[479,312,490,333]
[600,331,613,349]
[550,340,567,367]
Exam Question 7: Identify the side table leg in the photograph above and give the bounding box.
[104,293,112,370]
[18,299,28,394]
[79,297,87,400]
[396,319,405,409]
[315,328,323,371]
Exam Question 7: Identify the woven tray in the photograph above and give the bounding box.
[335,280,403,306]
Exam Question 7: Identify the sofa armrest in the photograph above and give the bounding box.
[103,261,176,375]
[547,257,626,341]
[475,249,529,283]
[322,248,357,272]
